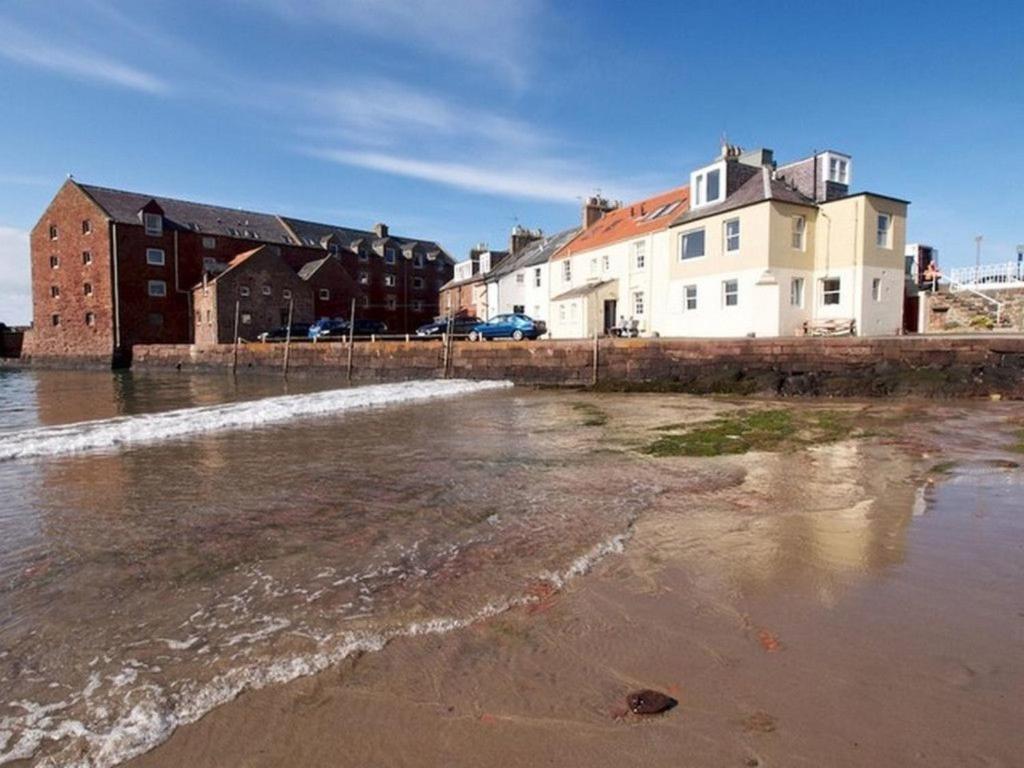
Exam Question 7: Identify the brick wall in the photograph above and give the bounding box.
[132,336,1024,398]
[24,183,115,360]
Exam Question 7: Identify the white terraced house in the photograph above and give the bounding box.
[542,143,908,339]
[483,226,581,323]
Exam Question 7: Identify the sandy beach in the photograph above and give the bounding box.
[119,395,1024,768]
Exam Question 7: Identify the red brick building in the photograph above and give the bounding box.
[193,246,316,345]
[25,180,454,364]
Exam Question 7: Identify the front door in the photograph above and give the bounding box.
[603,299,617,333]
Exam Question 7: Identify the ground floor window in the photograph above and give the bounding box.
[633,291,645,315]
[684,284,697,311]
[559,304,566,321]
[872,277,882,302]
[241,312,252,325]
[722,279,738,307]
[821,277,841,306]
[513,304,525,314]
[790,277,804,307]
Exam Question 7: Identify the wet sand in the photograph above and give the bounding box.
[126,396,1024,768]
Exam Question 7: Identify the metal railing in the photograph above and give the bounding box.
[947,261,1024,289]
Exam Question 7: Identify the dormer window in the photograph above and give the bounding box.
[826,153,851,185]
[144,213,163,236]
[690,160,726,208]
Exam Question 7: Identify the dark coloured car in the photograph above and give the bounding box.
[257,323,311,342]
[415,316,481,337]
[468,313,547,341]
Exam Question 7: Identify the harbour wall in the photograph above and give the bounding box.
[129,336,1024,398]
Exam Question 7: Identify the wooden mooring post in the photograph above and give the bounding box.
[345,298,356,382]
[231,299,240,375]
[282,297,294,377]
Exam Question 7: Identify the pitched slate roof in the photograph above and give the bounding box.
[279,216,453,264]
[670,166,815,227]
[73,180,454,262]
[76,183,297,243]
[553,186,689,261]
[487,227,582,281]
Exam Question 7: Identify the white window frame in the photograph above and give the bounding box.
[633,291,645,316]
[239,285,250,297]
[601,254,610,272]
[872,277,883,302]
[589,258,598,276]
[384,273,397,287]
[679,228,706,261]
[534,267,542,288]
[790,277,805,308]
[876,213,892,249]
[262,284,272,296]
[148,280,167,298]
[634,241,646,269]
[558,304,566,321]
[146,248,165,266]
[562,261,571,283]
[319,288,330,300]
[684,284,697,311]
[821,277,841,306]
[515,272,525,284]
[359,271,369,285]
[282,288,292,300]
[792,215,806,250]
[144,213,163,237]
[690,160,726,208]
[722,279,739,308]
[724,218,740,252]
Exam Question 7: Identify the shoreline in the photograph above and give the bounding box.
[126,405,1024,768]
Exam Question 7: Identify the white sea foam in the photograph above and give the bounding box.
[0,379,512,461]
[2,527,635,768]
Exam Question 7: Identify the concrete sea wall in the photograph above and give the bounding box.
[130,337,1024,398]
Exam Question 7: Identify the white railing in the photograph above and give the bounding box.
[947,261,1024,289]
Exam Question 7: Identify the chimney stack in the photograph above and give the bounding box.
[374,222,389,238]
[582,196,617,229]
[509,224,543,255]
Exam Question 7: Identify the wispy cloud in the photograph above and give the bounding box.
[242,0,543,88]
[0,17,168,94]
[288,78,548,152]
[0,226,30,325]
[312,149,627,203]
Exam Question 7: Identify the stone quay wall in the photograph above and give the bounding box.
[130,336,1024,398]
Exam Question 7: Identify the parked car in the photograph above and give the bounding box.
[258,323,311,342]
[308,318,348,339]
[468,314,547,342]
[308,318,389,339]
[415,316,481,337]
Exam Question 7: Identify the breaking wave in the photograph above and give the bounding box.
[0,379,512,461]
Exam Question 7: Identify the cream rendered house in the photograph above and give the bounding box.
[651,145,908,338]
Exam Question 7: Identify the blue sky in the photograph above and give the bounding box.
[1,0,1022,324]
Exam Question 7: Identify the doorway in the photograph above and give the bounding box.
[603,299,617,333]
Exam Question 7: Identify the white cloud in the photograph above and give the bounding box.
[0,227,31,326]
[290,78,547,152]
[0,17,168,94]
[313,149,626,203]
[245,0,543,87]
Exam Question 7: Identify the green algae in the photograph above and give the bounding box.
[644,408,860,457]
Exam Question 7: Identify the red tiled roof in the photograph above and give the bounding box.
[553,186,690,260]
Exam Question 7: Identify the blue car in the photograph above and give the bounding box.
[468,313,547,342]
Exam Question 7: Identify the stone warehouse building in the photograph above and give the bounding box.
[25,180,454,364]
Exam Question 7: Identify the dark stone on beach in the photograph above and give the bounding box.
[626,689,678,715]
